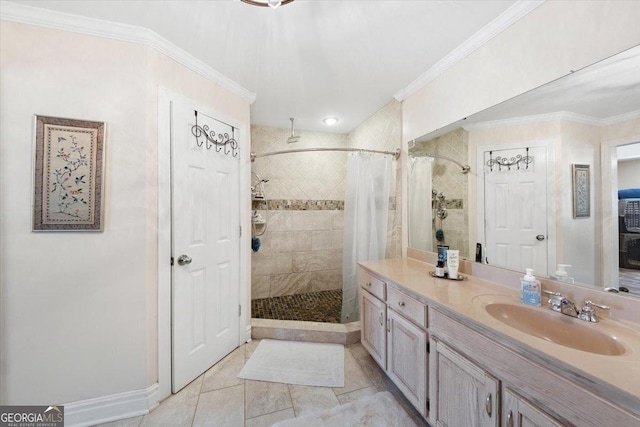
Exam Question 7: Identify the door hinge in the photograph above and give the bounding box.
[239,225,242,237]
[170,257,174,266]
[427,399,430,412]
[427,341,430,353]
[239,304,242,317]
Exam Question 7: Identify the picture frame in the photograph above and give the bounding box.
[572,164,590,218]
[33,115,106,231]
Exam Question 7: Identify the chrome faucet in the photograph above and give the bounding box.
[559,298,579,318]
[578,301,610,323]
[543,290,610,322]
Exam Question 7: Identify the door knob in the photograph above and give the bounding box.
[177,255,192,265]
[536,234,545,241]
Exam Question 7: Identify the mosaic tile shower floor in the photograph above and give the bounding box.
[251,289,343,323]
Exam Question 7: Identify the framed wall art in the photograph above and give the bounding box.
[33,115,106,231]
[572,164,590,219]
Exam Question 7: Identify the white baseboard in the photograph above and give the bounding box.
[245,325,252,343]
[64,383,159,427]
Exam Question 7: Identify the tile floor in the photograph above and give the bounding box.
[97,340,429,427]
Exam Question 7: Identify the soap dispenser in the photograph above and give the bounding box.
[551,264,574,284]
[521,268,541,306]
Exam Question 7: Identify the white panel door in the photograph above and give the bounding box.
[483,146,548,276]
[171,100,240,392]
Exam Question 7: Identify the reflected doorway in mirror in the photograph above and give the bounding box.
[479,145,549,276]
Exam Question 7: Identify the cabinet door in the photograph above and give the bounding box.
[433,340,499,427]
[503,389,562,427]
[361,290,387,369]
[387,309,428,417]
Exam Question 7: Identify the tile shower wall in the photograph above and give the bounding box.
[251,100,402,300]
[411,128,469,258]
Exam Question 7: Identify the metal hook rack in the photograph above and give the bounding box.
[486,147,533,172]
[191,110,239,158]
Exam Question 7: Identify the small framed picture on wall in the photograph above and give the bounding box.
[572,164,590,218]
[33,115,106,231]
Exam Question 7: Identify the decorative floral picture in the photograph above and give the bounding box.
[572,164,590,219]
[33,115,106,231]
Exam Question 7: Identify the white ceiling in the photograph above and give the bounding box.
[12,0,515,133]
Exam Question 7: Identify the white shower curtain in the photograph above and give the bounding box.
[342,153,392,323]
[408,157,434,252]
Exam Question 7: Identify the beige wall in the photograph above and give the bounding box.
[618,158,640,189]
[402,1,640,143]
[402,0,640,283]
[0,21,250,406]
[250,101,401,300]
[559,121,601,284]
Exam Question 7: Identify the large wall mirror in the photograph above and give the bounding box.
[408,45,640,297]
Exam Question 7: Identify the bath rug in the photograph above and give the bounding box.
[272,391,418,427]
[238,339,344,387]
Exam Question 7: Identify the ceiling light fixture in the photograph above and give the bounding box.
[322,117,340,126]
[240,0,295,9]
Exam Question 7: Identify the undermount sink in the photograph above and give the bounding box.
[485,303,626,356]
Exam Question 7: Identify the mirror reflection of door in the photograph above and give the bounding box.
[617,142,640,295]
[482,146,548,276]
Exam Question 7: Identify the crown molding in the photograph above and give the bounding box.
[463,110,640,131]
[462,112,597,130]
[393,0,545,102]
[600,109,640,126]
[0,1,257,104]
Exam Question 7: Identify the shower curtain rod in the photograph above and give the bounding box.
[250,147,401,161]
[410,153,471,174]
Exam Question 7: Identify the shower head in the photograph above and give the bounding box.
[287,118,300,144]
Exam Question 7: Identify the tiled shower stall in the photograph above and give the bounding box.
[410,128,469,259]
[250,100,402,323]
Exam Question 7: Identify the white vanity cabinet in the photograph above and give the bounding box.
[431,340,559,427]
[431,340,499,427]
[359,268,429,418]
[387,305,428,415]
[502,389,562,427]
[361,289,387,369]
[359,260,640,427]
[430,307,639,427]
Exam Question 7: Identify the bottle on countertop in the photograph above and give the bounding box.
[550,264,574,284]
[521,268,541,306]
[435,261,445,278]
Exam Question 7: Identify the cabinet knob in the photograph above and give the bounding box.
[398,301,405,307]
[366,282,372,287]
[506,410,513,427]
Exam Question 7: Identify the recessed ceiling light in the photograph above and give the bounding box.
[323,117,339,126]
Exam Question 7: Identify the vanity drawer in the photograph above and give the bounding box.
[387,286,427,328]
[360,270,386,301]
